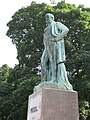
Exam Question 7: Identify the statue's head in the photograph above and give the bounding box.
[45,13,54,24]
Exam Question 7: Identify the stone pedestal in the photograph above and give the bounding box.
[27,88,79,120]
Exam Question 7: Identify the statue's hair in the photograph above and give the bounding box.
[45,13,54,20]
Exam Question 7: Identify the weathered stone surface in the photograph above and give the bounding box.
[27,90,41,120]
[27,88,79,120]
[34,81,73,92]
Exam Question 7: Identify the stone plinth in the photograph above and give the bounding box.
[27,88,79,120]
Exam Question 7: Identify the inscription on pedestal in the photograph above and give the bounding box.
[27,91,41,120]
[31,106,38,113]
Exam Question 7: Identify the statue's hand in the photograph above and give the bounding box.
[56,35,62,42]
[52,39,57,42]
[51,38,57,42]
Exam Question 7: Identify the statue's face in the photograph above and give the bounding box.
[45,15,53,24]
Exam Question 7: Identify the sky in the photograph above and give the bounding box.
[0,0,90,68]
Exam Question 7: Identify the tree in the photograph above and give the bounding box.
[0,65,13,120]
[0,64,9,83]
[0,64,40,120]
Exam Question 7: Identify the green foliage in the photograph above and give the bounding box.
[0,64,9,83]
[0,1,90,120]
[6,77,39,120]
[0,65,40,120]
[79,101,90,120]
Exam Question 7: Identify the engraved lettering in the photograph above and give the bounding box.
[31,106,38,113]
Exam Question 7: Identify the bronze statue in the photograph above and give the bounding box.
[34,13,73,91]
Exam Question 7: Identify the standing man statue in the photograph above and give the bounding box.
[40,13,73,90]
[34,13,73,91]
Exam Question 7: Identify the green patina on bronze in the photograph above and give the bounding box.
[34,13,73,92]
